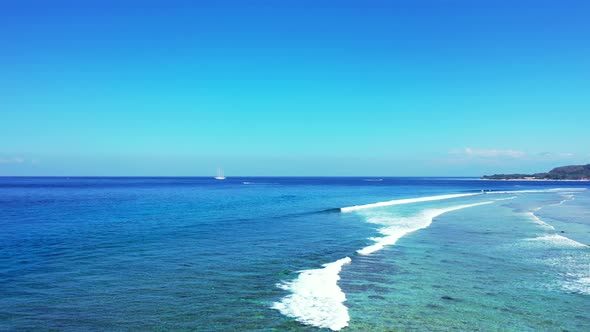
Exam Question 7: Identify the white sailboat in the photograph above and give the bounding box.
[214,168,226,180]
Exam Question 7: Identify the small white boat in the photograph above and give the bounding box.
[214,168,226,180]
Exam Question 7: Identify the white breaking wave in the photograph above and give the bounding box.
[525,193,582,243]
[522,205,588,250]
[544,253,590,295]
[340,193,479,212]
[274,193,492,330]
[525,234,587,248]
[527,211,556,230]
[562,274,590,295]
[542,191,576,207]
[272,257,352,331]
[340,188,586,212]
[557,193,575,205]
[357,201,494,255]
[557,191,575,206]
[494,196,517,201]
[486,188,587,195]
[542,253,590,295]
[273,188,587,329]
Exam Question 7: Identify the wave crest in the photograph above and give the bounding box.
[357,201,494,255]
[340,193,479,212]
[272,257,352,331]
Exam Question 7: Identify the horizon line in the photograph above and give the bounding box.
[0,175,482,178]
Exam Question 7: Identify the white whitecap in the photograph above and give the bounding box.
[494,196,517,201]
[556,193,575,205]
[485,188,587,195]
[542,252,590,294]
[526,211,556,230]
[357,201,494,255]
[272,257,352,331]
[340,193,479,212]
[525,234,587,248]
[561,274,590,295]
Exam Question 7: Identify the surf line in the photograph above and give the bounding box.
[273,198,500,331]
[340,193,479,212]
[527,192,575,231]
[339,188,588,213]
[272,257,352,331]
[527,193,588,246]
[276,192,584,330]
[357,201,495,255]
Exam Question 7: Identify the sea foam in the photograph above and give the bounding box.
[272,257,352,331]
[527,211,556,230]
[544,252,590,295]
[357,201,494,255]
[340,193,479,212]
[340,188,586,212]
[494,196,517,201]
[485,188,587,195]
[525,193,584,243]
[562,274,590,295]
[525,234,587,248]
[274,189,586,329]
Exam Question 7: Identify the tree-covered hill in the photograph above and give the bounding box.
[482,164,590,180]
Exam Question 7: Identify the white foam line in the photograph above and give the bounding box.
[275,188,586,329]
[562,276,590,295]
[527,191,578,230]
[340,193,479,212]
[494,196,517,201]
[486,188,587,195]
[272,257,351,331]
[525,192,589,247]
[527,211,555,230]
[556,192,575,205]
[341,188,587,212]
[525,234,587,248]
[357,201,494,255]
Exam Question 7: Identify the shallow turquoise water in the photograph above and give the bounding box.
[342,193,589,331]
[1,178,588,331]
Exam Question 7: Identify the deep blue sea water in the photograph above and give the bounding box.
[1,177,589,331]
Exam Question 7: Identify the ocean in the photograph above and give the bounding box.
[1,177,589,331]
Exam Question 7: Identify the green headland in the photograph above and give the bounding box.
[482,164,590,180]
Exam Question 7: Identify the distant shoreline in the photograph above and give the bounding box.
[480,178,590,182]
[481,164,590,181]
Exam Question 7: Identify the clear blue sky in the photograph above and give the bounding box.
[1,0,589,176]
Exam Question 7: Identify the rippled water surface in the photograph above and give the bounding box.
[1,177,589,331]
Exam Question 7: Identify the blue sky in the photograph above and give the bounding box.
[1,0,589,176]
